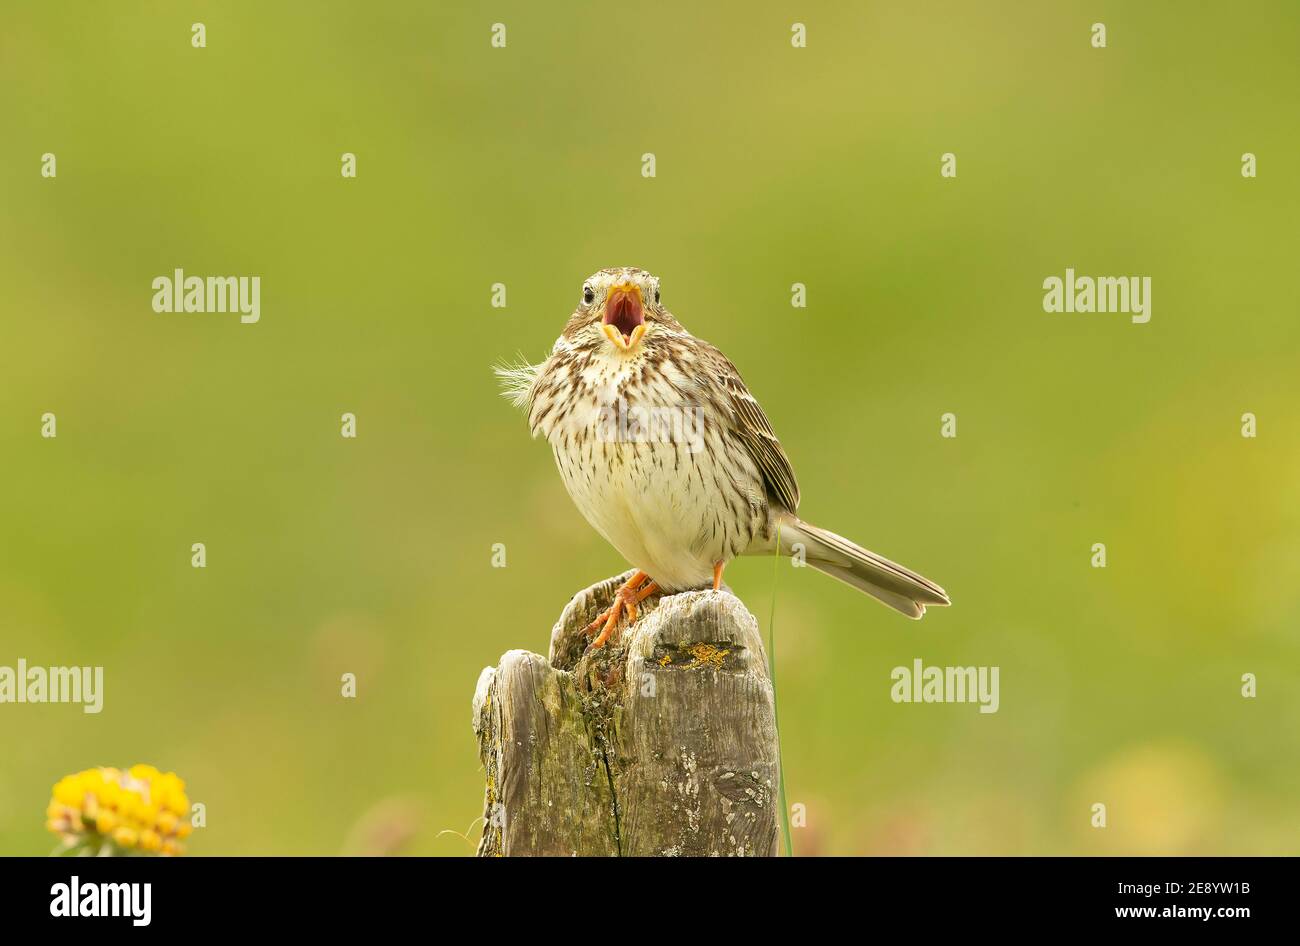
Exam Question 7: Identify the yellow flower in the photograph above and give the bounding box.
[46,765,192,856]
[113,825,138,849]
[52,776,84,807]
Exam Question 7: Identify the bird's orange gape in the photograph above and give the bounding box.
[585,570,661,648]
[601,282,646,352]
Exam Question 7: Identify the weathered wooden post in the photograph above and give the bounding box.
[473,570,783,856]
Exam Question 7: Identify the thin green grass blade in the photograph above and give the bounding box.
[767,521,794,857]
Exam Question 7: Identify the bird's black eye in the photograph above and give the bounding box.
[583,286,595,305]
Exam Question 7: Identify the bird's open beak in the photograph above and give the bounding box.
[602,282,646,352]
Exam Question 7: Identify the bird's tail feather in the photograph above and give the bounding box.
[778,514,950,620]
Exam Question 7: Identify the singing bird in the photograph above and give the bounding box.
[498,267,949,648]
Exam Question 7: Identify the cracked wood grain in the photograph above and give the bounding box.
[473,571,782,856]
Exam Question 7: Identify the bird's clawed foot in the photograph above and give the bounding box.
[585,571,661,650]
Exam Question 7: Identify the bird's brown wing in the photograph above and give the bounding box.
[701,342,801,513]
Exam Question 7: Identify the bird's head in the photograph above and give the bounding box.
[564,267,665,355]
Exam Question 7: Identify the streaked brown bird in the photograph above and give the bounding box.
[498,267,949,647]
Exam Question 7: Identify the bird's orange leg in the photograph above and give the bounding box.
[585,571,650,649]
[712,561,725,591]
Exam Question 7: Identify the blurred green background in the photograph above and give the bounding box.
[2,1,1298,855]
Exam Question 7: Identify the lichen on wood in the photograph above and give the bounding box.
[473,571,782,856]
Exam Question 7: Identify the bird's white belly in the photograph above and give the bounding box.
[559,439,721,591]
[550,417,767,591]
[535,343,770,591]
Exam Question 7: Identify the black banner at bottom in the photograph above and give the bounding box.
[0,855,1282,932]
